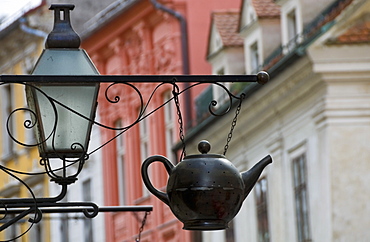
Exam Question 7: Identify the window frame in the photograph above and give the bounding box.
[115,119,126,205]
[163,91,176,162]
[255,176,270,242]
[1,84,14,160]
[82,179,94,242]
[292,153,311,242]
[250,42,260,74]
[139,108,150,197]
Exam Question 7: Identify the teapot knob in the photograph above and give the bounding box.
[198,140,211,154]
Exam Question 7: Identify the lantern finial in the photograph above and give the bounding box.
[46,4,81,49]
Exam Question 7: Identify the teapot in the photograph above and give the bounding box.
[141,140,272,230]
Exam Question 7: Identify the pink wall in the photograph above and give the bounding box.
[82,0,241,241]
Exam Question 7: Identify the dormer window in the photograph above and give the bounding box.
[213,68,230,106]
[281,3,302,54]
[287,9,298,50]
[250,42,260,73]
[247,9,256,25]
[208,22,224,56]
[215,32,222,50]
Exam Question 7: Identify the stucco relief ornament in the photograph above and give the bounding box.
[124,31,147,74]
[154,40,176,72]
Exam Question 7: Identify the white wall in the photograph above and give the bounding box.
[49,113,105,242]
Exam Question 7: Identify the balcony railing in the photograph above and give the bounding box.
[262,0,353,72]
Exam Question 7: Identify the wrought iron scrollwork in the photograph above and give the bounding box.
[0,72,268,240]
[4,83,58,149]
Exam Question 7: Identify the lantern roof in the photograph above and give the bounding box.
[32,49,99,75]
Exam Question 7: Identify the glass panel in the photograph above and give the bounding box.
[255,177,270,242]
[225,219,235,242]
[83,180,93,242]
[250,42,259,73]
[29,49,99,158]
[115,119,126,205]
[139,109,150,196]
[34,85,97,157]
[163,92,175,162]
[293,155,311,242]
[1,85,14,158]
[195,85,213,122]
[287,10,297,40]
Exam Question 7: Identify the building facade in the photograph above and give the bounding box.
[0,2,51,241]
[0,1,111,241]
[193,0,370,241]
[81,0,241,241]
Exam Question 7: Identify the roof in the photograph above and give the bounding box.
[0,0,46,35]
[251,0,280,19]
[81,0,142,40]
[212,10,243,47]
[262,0,354,71]
[335,20,370,44]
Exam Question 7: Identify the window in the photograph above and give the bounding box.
[292,154,311,242]
[115,119,126,205]
[225,219,235,242]
[60,195,69,242]
[215,32,222,50]
[163,92,175,162]
[255,177,270,242]
[250,42,259,74]
[212,68,230,107]
[83,179,94,242]
[5,214,20,241]
[139,109,150,196]
[1,84,14,158]
[29,184,44,242]
[287,9,298,51]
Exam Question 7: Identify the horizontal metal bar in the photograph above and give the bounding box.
[0,185,68,205]
[0,74,258,83]
[0,205,153,214]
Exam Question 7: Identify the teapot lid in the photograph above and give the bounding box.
[184,140,225,159]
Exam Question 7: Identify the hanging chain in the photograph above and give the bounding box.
[172,79,186,160]
[135,211,150,242]
[223,93,245,155]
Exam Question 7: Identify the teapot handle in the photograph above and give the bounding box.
[141,155,174,206]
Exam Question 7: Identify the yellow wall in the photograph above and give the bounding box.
[0,41,51,242]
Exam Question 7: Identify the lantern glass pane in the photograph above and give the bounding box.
[35,84,97,158]
[29,49,99,158]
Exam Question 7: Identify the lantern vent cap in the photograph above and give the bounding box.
[46,4,80,49]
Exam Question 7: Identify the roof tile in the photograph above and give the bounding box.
[251,0,280,18]
[212,10,243,47]
[336,21,370,44]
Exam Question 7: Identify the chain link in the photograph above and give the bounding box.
[172,80,186,160]
[135,211,150,242]
[223,93,245,155]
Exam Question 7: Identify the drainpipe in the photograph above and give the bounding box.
[19,17,48,38]
[150,0,192,130]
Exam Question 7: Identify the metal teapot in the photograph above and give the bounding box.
[141,140,272,230]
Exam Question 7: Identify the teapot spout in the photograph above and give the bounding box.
[241,155,272,199]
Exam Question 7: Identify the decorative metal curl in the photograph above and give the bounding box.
[0,73,267,239]
[0,165,39,240]
[206,82,242,117]
[28,208,43,224]
[3,83,59,149]
[0,202,7,221]
[1,80,250,186]
[89,81,249,158]
[81,203,99,218]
